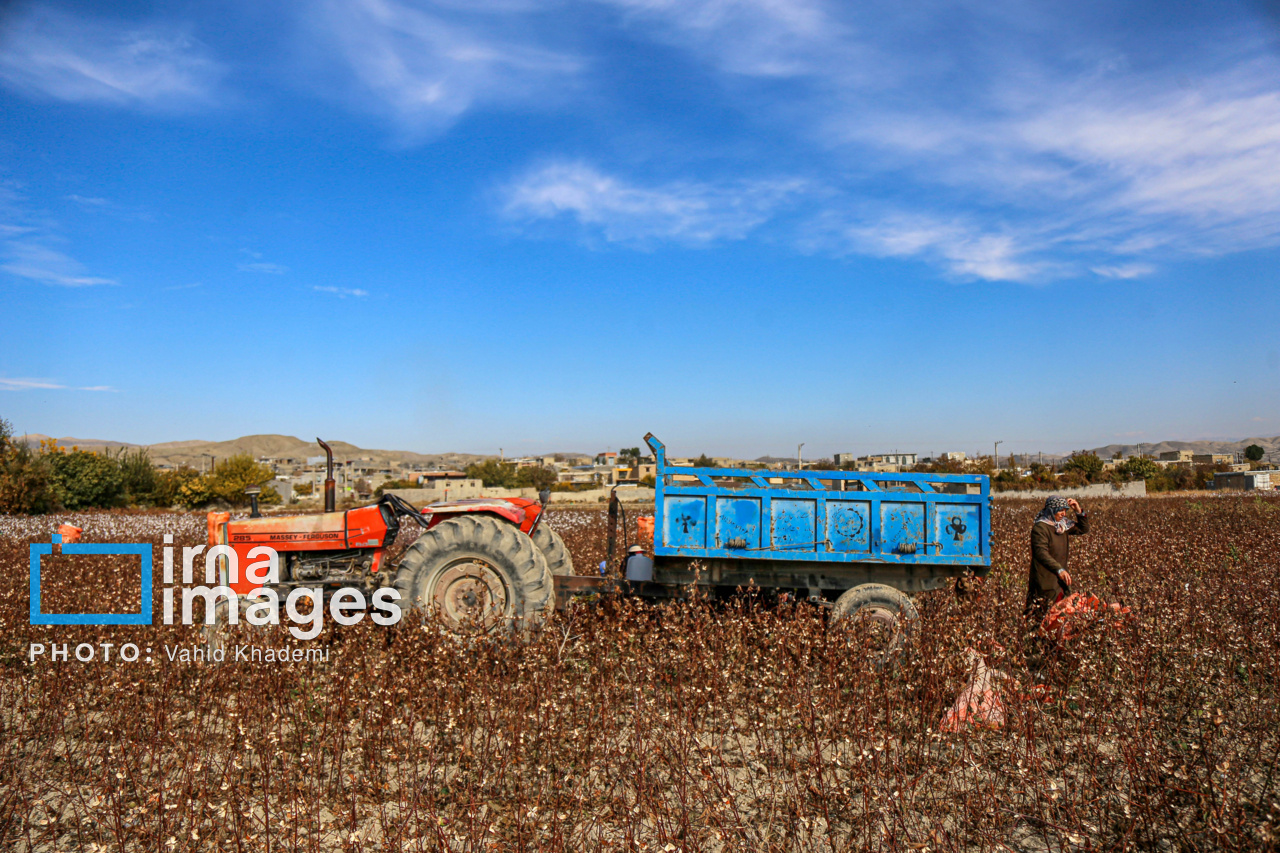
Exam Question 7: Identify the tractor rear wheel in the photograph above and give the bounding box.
[831,583,920,669]
[393,516,553,633]
[532,523,575,576]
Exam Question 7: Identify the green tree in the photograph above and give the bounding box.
[1056,470,1088,488]
[465,459,518,488]
[0,417,58,514]
[46,447,125,510]
[968,456,996,476]
[115,447,158,505]
[992,468,1032,492]
[153,467,203,507]
[1028,463,1056,485]
[208,454,278,506]
[1245,444,1264,462]
[619,447,642,465]
[515,465,557,491]
[917,458,966,474]
[1062,452,1104,480]
[373,479,414,497]
[176,474,214,509]
[1118,456,1160,481]
[693,453,715,468]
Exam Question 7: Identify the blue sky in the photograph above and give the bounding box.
[1,0,1278,459]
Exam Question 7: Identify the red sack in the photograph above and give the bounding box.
[1042,592,1132,642]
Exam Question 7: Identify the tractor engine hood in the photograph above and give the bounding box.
[216,504,393,551]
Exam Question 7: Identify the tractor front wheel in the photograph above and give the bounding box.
[202,594,275,660]
[393,516,553,633]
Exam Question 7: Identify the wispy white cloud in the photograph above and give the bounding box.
[835,215,1044,282]
[237,262,289,274]
[598,0,844,78]
[504,161,806,244]
[563,4,1280,279]
[62,192,154,223]
[0,7,223,109]
[1090,264,1155,280]
[834,59,1280,253]
[1013,69,1280,251]
[0,185,118,287]
[0,378,65,391]
[313,285,368,297]
[0,377,114,392]
[1,241,118,287]
[305,0,581,139]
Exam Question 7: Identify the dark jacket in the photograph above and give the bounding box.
[1024,512,1089,618]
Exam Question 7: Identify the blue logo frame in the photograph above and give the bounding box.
[29,534,153,625]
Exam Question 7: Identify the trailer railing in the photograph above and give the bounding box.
[644,433,991,567]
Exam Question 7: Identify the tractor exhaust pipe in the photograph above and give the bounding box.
[317,437,335,513]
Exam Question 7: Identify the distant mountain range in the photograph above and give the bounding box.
[17,433,491,470]
[17,431,1280,467]
[1084,435,1280,460]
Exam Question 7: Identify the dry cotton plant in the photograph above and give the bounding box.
[0,497,1277,851]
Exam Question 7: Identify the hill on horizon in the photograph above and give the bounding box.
[1085,435,1280,461]
[16,433,490,470]
[15,431,1280,468]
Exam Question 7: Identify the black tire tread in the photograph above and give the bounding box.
[392,515,553,629]
[831,583,920,668]
[203,595,270,658]
[531,523,575,576]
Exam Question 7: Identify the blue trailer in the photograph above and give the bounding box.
[551,434,991,657]
[552,434,992,659]
[641,433,990,597]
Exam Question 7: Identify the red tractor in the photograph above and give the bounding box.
[206,440,573,635]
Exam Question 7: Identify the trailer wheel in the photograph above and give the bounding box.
[831,583,920,668]
[393,516,553,633]
[532,523,575,576]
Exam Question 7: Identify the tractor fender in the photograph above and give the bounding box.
[422,498,536,533]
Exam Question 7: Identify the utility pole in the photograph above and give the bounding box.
[797,442,805,470]
[994,441,1002,471]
